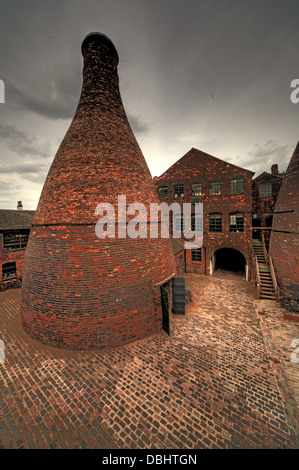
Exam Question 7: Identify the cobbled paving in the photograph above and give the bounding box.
[0,274,298,449]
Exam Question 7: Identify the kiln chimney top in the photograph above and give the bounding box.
[81,31,119,64]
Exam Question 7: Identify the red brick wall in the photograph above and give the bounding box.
[21,33,176,350]
[174,251,185,275]
[0,233,26,289]
[155,148,254,279]
[269,142,299,299]
[252,172,283,246]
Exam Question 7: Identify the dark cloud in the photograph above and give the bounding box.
[0,161,49,184]
[0,0,298,208]
[0,122,51,159]
[239,141,292,176]
[127,113,151,136]
[7,58,82,120]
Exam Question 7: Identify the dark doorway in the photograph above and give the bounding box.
[160,286,170,335]
[212,248,246,280]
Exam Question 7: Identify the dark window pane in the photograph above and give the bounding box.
[2,262,16,280]
[174,184,184,199]
[3,231,30,251]
[158,186,168,201]
[209,213,222,232]
[230,178,244,195]
[229,213,244,232]
[209,181,221,196]
[191,183,202,197]
[191,248,202,262]
[259,183,272,198]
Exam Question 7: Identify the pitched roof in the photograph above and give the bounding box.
[253,171,283,182]
[158,147,255,180]
[0,210,35,231]
[171,236,185,255]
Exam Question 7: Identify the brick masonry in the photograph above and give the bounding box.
[21,33,176,350]
[0,277,298,449]
[155,148,254,279]
[252,169,283,247]
[269,142,299,301]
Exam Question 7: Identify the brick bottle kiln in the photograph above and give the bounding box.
[269,141,299,301]
[21,32,176,349]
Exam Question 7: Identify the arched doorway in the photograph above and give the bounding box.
[210,248,247,280]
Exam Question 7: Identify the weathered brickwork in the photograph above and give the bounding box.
[0,239,24,289]
[21,32,176,350]
[155,148,254,279]
[252,167,284,246]
[269,142,299,301]
[0,209,34,290]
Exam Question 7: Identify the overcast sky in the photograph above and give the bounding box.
[0,0,298,209]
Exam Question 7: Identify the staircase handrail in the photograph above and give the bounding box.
[261,233,269,264]
[253,253,261,299]
[268,255,280,301]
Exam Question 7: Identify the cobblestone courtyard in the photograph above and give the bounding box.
[0,274,298,449]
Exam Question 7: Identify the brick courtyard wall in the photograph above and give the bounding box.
[269,142,299,300]
[21,32,176,350]
[0,233,24,289]
[155,148,254,279]
[252,171,283,246]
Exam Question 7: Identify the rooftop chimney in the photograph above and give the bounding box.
[17,201,23,210]
[21,32,176,350]
[271,164,278,176]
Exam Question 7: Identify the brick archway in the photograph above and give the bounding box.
[210,247,248,280]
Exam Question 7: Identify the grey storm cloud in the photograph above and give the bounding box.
[239,140,292,175]
[249,141,291,160]
[7,58,82,120]
[127,113,151,136]
[0,122,51,159]
[0,0,298,210]
[0,160,50,184]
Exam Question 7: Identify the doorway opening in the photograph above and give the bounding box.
[210,248,247,280]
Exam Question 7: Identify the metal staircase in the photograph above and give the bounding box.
[252,235,280,301]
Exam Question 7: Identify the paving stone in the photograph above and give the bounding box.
[0,275,298,448]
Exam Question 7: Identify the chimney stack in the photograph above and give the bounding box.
[271,164,278,176]
[21,32,176,350]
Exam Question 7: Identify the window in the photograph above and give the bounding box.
[191,248,202,262]
[179,254,184,265]
[230,178,244,195]
[191,214,202,232]
[191,183,202,197]
[158,186,168,201]
[209,213,222,232]
[229,213,244,232]
[2,262,16,281]
[174,184,184,199]
[209,181,221,196]
[259,183,272,198]
[3,230,30,251]
[175,215,184,233]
